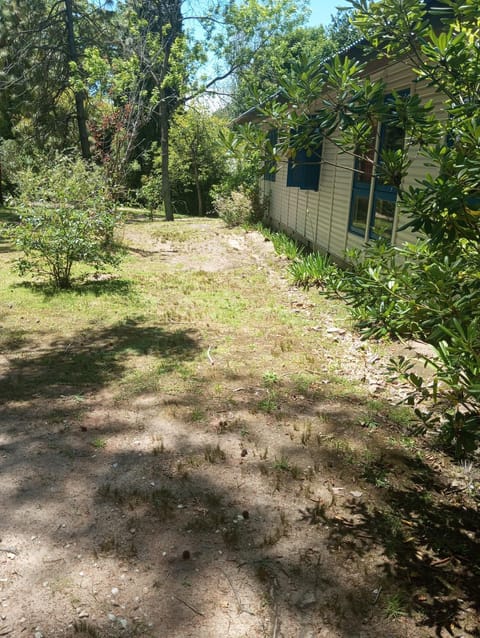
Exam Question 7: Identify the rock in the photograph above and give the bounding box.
[296,590,317,608]
[407,339,437,359]
[350,490,363,499]
[111,587,119,596]
[78,610,89,618]
[228,238,243,251]
[34,632,44,638]
[326,327,346,335]
[108,613,116,622]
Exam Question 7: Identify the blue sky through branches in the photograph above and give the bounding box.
[308,0,346,26]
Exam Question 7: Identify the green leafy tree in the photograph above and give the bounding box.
[228,25,332,117]
[7,157,122,288]
[228,9,360,117]
[82,0,310,219]
[168,108,230,215]
[0,0,114,158]
[139,108,230,216]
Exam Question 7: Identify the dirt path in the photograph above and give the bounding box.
[0,217,478,638]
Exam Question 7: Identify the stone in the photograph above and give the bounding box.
[296,590,317,608]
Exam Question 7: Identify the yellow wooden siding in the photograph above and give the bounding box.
[329,155,354,256]
[304,190,319,244]
[315,139,336,251]
[265,59,443,260]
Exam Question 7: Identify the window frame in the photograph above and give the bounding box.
[348,90,409,242]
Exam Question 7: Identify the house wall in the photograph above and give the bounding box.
[264,60,444,261]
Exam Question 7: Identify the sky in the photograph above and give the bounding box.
[307,0,345,26]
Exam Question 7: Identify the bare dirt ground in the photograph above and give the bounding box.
[0,217,479,638]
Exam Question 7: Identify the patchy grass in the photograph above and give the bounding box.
[0,212,478,638]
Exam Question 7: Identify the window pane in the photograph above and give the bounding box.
[373,198,396,240]
[383,125,404,153]
[351,195,369,234]
[355,134,376,185]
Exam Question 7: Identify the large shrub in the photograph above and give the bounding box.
[318,239,480,456]
[7,157,122,289]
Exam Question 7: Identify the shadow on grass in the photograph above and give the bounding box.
[0,318,201,402]
[0,208,20,223]
[0,208,19,253]
[0,327,35,352]
[0,319,478,636]
[14,276,136,300]
[131,371,480,637]
[0,359,477,636]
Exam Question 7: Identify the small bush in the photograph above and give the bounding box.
[212,187,262,227]
[6,156,123,289]
[255,225,304,260]
[270,232,304,260]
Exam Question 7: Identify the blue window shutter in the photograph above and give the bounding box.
[287,148,307,187]
[301,147,321,191]
[287,147,321,190]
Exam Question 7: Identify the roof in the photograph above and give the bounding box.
[233,0,451,126]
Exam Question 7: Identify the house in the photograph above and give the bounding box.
[235,4,448,263]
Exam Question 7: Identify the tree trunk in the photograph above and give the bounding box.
[160,94,173,221]
[64,0,90,159]
[0,162,4,207]
[192,154,203,216]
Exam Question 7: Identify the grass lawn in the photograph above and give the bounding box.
[0,210,478,638]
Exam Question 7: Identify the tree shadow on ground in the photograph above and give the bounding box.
[13,276,135,299]
[312,446,480,637]
[0,318,200,402]
[1,434,409,638]
[1,339,478,636]
[146,371,480,637]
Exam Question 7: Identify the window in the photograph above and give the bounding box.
[286,125,322,191]
[350,133,376,236]
[349,91,408,242]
